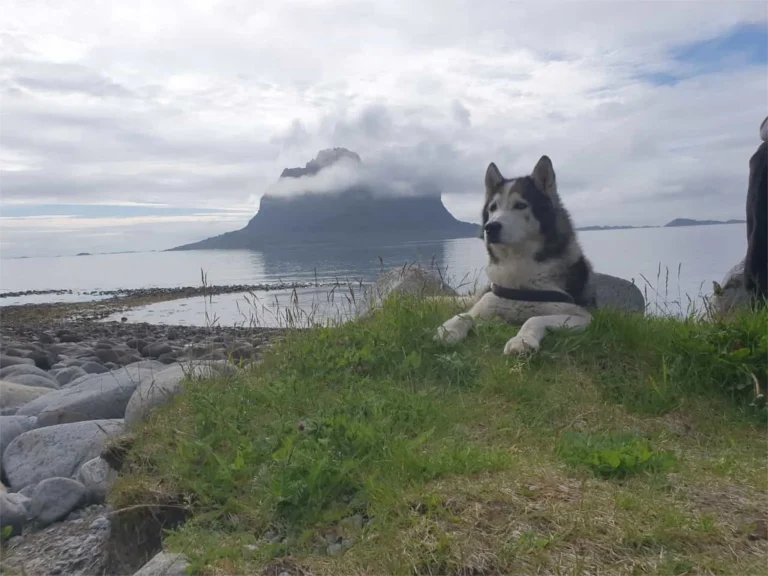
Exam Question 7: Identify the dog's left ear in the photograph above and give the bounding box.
[532,155,558,202]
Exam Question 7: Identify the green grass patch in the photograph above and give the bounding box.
[557,431,676,479]
[112,294,768,575]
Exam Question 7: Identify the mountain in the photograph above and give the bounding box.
[664,218,746,228]
[170,148,480,251]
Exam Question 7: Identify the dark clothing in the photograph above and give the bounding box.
[745,141,767,301]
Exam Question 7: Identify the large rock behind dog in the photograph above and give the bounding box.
[593,273,645,313]
[2,419,124,489]
[372,266,458,300]
[711,259,751,315]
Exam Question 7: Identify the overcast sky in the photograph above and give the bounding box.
[1,0,766,257]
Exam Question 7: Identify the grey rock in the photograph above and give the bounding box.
[76,457,117,504]
[28,351,56,370]
[0,415,37,473]
[141,342,173,358]
[126,338,148,351]
[0,355,35,369]
[373,266,458,300]
[593,272,645,313]
[80,361,109,375]
[94,349,120,364]
[54,366,88,386]
[0,364,57,382]
[2,419,124,489]
[118,353,143,366]
[157,351,179,365]
[4,373,60,390]
[132,551,190,576]
[28,477,87,526]
[0,502,111,575]
[38,333,55,345]
[19,483,37,499]
[0,380,53,412]
[712,259,751,316]
[89,515,110,531]
[124,361,234,426]
[0,491,30,536]
[58,332,83,343]
[18,363,169,426]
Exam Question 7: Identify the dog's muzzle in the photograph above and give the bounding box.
[484,221,502,244]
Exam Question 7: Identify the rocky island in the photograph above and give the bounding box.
[170,148,480,251]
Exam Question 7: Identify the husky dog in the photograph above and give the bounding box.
[435,155,596,355]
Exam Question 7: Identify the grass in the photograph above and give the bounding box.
[112,290,768,575]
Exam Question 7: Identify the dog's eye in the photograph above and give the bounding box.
[513,201,528,210]
[488,202,498,212]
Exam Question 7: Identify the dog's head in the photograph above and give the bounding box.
[481,155,565,255]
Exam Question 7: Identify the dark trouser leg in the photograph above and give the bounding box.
[745,141,767,302]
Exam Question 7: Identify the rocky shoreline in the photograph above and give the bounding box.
[0,294,287,574]
[0,281,323,300]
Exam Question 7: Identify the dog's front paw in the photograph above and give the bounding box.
[503,335,540,356]
[434,325,464,344]
[434,315,473,345]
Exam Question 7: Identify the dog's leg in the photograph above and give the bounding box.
[434,295,495,344]
[503,313,592,356]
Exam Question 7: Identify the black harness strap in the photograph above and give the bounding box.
[490,283,575,304]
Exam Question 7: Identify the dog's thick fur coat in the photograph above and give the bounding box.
[435,156,595,355]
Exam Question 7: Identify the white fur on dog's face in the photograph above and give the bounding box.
[484,181,541,246]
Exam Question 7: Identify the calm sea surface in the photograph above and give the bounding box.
[0,224,746,326]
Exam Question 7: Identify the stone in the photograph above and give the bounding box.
[2,419,124,489]
[94,349,120,364]
[157,352,179,365]
[19,483,37,499]
[54,366,88,386]
[76,457,117,504]
[28,477,87,527]
[593,272,645,313]
[117,353,143,366]
[18,363,169,427]
[0,355,35,369]
[80,361,109,375]
[0,491,30,536]
[58,332,83,343]
[132,551,190,576]
[0,364,57,382]
[712,259,752,316]
[0,380,53,412]
[373,266,458,301]
[124,361,234,426]
[38,333,55,345]
[27,351,56,371]
[1,503,111,575]
[3,373,60,390]
[0,415,37,473]
[126,338,148,351]
[141,342,173,358]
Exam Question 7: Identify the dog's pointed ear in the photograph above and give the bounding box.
[532,155,558,201]
[485,162,504,197]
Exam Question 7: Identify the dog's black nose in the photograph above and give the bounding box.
[484,221,501,242]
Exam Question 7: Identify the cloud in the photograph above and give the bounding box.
[1,0,766,257]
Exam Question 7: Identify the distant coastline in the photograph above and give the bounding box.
[576,218,745,232]
[2,218,747,260]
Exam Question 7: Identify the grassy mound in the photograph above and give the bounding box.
[113,296,767,575]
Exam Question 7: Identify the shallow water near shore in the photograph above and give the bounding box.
[2,224,747,324]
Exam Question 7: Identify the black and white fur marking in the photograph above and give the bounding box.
[435,155,597,355]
